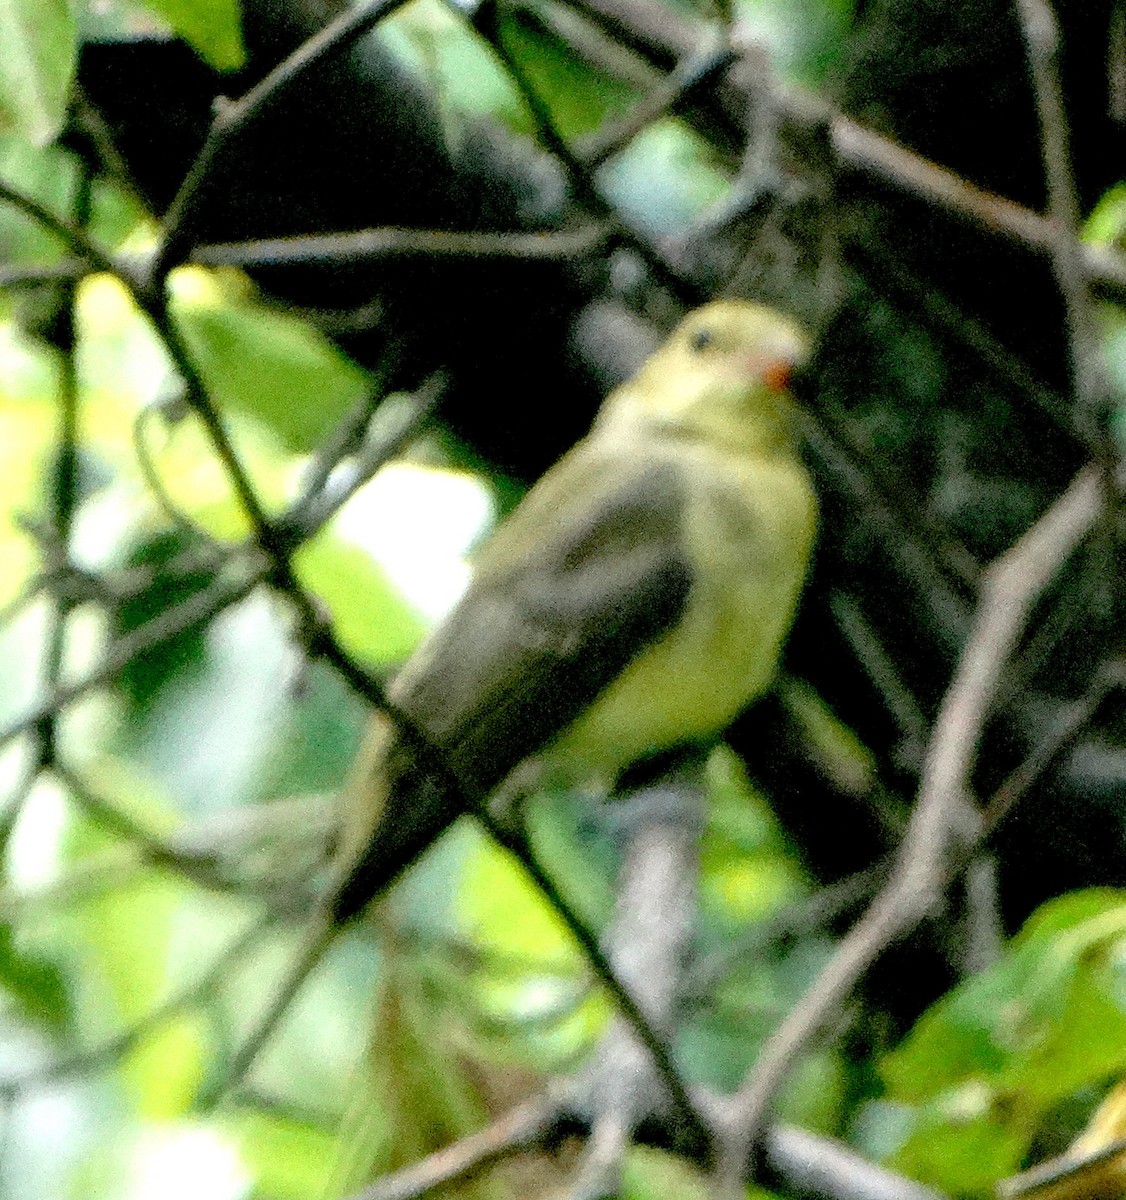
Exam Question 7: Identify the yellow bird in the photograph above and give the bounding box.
[331,300,817,923]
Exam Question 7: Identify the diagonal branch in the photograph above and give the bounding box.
[716,465,1106,1186]
[1014,0,1120,481]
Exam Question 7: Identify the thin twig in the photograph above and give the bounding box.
[191,222,612,268]
[0,259,87,287]
[574,37,736,170]
[762,1124,948,1200]
[477,0,700,304]
[1014,0,1110,427]
[983,658,1126,834]
[52,762,240,897]
[278,372,448,546]
[0,223,610,286]
[998,1132,1126,1199]
[0,179,116,276]
[132,399,228,544]
[26,167,87,778]
[0,845,145,922]
[850,238,1088,453]
[195,914,339,1111]
[1,167,86,854]
[829,592,930,758]
[794,406,972,644]
[349,1090,566,1200]
[566,763,706,1192]
[71,84,150,213]
[559,0,1126,300]
[342,1087,950,1200]
[684,861,887,1001]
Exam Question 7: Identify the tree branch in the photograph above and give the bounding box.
[716,465,1106,1185]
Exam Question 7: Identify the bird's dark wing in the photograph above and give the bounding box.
[331,455,692,922]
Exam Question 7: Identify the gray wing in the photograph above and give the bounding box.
[331,456,692,922]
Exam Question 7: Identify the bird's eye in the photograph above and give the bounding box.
[690,328,714,353]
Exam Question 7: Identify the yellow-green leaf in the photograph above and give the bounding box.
[136,0,245,70]
[0,0,77,144]
[170,270,373,453]
[293,534,425,668]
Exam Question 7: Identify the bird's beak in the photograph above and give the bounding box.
[761,357,795,392]
[742,352,798,392]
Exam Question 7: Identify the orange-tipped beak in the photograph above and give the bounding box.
[742,353,796,391]
[761,357,795,392]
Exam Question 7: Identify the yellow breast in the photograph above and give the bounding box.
[542,438,816,788]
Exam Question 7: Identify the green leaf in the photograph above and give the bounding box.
[170,272,374,453]
[0,137,78,268]
[880,890,1126,1189]
[738,0,856,85]
[699,746,808,925]
[293,534,425,667]
[135,0,245,70]
[495,5,634,142]
[0,924,70,1029]
[887,1103,1027,1194]
[112,529,217,709]
[224,1109,338,1200]
[379,0,533,137]
[623,1145,782,1200]
[121,1011,207,1119]
[885,890,1126,1105]
[1085,182,1126,248]
[0,0,77,144]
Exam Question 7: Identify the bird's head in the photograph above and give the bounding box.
[606,301,810,454]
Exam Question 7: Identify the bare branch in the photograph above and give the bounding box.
[350,1093,565,1200]
[342,1088,951,1200]
[716,466,1106,1184]
[1014,0,1108,415]
[278,372,449,546]
[984,657,1126,834]
[763,1124,949,1200]
[562,0,1126,300]
[565,760,707,1192]
[191,222,612,268]
[998,1132,1126,1199]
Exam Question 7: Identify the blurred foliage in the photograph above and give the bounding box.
[0,1,1123,1200]
[0,0,76,146]
[171,269,374,454]
[861,891,1126,1193]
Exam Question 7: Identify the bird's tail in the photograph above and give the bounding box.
[329,713,461,924]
